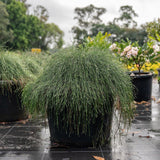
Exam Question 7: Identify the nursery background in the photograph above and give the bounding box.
[1,0,160,50]
[1,1,160,160]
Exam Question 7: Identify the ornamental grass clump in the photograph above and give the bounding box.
[20,54,43,76]
[22,47,134,146]
[0,51,45,94]
[0,52,29,92]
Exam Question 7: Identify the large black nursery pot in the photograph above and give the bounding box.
[130,72,153,102]
[0,81,27,122]
[47,107,113,147]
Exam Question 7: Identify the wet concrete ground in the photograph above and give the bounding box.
[0,79,160,160]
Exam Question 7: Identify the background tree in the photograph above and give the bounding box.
[39,23,64,50]
[26,15,44,48]
[34,5,49,22]
[114,5,138,28]
[6,0,28,50]
[19,0,31,10]
[90,22,124,41]
[90,22,147,45]
[0,0,11,4]
[0,1,13,45]
[0,0,64,50]
[72,4,146,46]
[107,5,146,45]
[72,4,106,44]
[33,5,63,49]
[145,19,160,41]
[120,27,147,45]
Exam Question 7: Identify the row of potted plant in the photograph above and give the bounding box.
[0,51,47,122]
[1,46,134,147]
[2,31,160,148]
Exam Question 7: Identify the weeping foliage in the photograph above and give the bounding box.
[22,47,134,146]
[0,51,46,93]
[0,52,28,91]
[19,53,44,76]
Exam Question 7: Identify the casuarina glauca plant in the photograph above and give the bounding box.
[22,47,134,147]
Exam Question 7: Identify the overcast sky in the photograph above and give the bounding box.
[27,0,160,45]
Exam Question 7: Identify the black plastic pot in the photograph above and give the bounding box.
[0,81,27,122]
[47,107,113,147]
[130,72,152,102]
[157,68,160,77]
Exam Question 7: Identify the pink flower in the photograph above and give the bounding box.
[126,52,132,59]
[153,45,160,52]
[131,47,138,57]
[124,45,132,52]
[121,52,125,56]
[109,43,117,51]
[132,47,138,52]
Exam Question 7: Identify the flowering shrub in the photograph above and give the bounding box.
[82,32,111,50]
[110,40,160,73]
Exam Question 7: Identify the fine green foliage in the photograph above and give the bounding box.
[19,52,46,76]
[0,52,28,95]
[0,51,47,93]
[0,52,28,83]
[22,47,134,146]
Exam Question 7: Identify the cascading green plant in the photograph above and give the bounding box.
[0,52,28,92]
[0,51,47,94]
[22,47,134,146]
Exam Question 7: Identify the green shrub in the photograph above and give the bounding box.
[82,32,111,50]
[22,47,134,146]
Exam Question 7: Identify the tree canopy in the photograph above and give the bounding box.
[145,19,160,41]
[72,4,147,46]
[0,0,64,50]
[0,1,13,45]
[114,5,138,28]
[72,4,106,45]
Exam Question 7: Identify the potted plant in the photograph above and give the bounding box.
[110,41,160,102]
[0,52,42,122]
[22,47,134,147]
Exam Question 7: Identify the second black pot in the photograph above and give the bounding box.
[130,72,152,102]
[0,81,27,122]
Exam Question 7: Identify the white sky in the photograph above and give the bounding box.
[27,0,160,45]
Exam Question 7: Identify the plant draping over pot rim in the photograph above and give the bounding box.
[109,40,160,74]
[0,53,27,92]
[22,47,134,146]
[0,52,45,93]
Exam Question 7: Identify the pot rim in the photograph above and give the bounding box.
[129,71,153,78]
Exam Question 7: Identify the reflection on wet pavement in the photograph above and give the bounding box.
[0,79,160,160]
